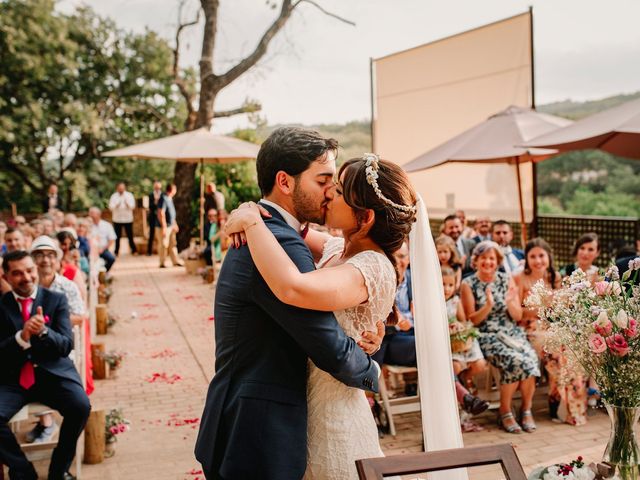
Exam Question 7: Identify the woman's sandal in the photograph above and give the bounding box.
[520,410,537,433]
[498,412,522,434]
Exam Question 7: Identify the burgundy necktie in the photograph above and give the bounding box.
[18,298,35,390]
[300,225,309,239]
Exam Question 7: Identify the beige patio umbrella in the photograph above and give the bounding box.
[103,127,260,245]
[403,106,572,242]
[523,97,640,159]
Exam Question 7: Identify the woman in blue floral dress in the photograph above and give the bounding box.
[460,241,540,434]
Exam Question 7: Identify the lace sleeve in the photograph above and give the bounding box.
[346,252,397,324]
[317,236,345,267]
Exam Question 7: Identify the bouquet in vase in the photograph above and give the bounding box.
[525,259,640,479]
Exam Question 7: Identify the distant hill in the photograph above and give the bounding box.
[537,91,640,120]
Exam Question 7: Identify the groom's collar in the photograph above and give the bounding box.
[259,199,303,233]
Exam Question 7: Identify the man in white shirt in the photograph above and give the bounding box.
[88,207,117,271]
[108,182,137,256]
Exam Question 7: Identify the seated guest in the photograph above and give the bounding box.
[561,232,600,282]
[514,238,586,425]
[75,220,91,259]
[441,214,476,277]
[41,217,56,238]
[492,220,525,275]
[436,235,462,289]
[89,207,116,271]
[472,216,492,243]
[616,239,639,285]
[29,237,88,444]
[455,209,475,239]
[460,241,539,434]
[443,266,487,388]
[203,208,222,266]
[56,231,88,303]
[4,227,26,254]
[373,242,416,368]
[30,220,44,237]
[0,250,90,480]
[63,214,78,230]
[0,221,7,254]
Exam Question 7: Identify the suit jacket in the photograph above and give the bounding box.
[42,195,63,213]
[195,205,379,480]
[458,237,477,278]
[0,288,81,386]
[147,191,162,228]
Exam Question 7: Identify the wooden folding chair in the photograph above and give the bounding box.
[356,443,527,480]
[378,365,421,436]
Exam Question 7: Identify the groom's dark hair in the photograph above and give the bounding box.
[256,126,338,196]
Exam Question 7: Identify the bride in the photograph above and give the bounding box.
[224,153,417,479]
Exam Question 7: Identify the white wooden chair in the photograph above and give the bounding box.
[5,324,85,479]
[378,365,421,436]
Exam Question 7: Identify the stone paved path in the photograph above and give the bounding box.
[41,254,611,480]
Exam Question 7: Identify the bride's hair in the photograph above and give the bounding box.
[339,157,417,325]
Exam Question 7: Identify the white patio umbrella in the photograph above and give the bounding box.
[103,127,260,244]
[403,106,572,242]
[523,97,640,159]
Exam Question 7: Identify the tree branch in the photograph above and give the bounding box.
[173,0,201,118]
[293,0,355,26]
[5,159,41,193]
[212,0,296,90]
[212,99,262,119]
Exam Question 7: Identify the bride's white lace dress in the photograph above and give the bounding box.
[305,237,397,480]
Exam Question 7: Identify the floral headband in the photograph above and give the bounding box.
[363,153,417,214]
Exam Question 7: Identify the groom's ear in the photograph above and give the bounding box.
[274,171,294,196]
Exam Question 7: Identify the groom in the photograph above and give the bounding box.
[195,127,382,480]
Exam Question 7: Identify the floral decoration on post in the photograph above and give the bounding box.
[105,408,130,445]
[101,350,126,370]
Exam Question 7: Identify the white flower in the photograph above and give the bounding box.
[597,310,610,324]
[634,257,640,270]
[615,309,629,329]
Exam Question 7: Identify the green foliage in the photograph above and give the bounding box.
[0,0,187,212]
[565,187,640,217]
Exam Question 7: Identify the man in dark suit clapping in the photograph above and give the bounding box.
[0,251,90,480]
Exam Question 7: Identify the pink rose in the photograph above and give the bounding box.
[606,334,630,357]
[594,281,609,296]
[588,333,607,354]
[119,424,126,433]
[625,318,638,338]
[109,426,118,435]
[593,311,613,337]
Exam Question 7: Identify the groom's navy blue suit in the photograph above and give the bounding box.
[195,204,379,480]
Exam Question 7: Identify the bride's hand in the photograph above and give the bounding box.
[224,202,271,248]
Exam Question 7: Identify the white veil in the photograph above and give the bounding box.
[409,195,468,480]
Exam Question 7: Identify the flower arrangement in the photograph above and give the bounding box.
[101,350,126,370]
[448,321,479,353]
[525,260,640,407]
[528,456,599,479]
[105,408,130,444]
[526,260,640,479]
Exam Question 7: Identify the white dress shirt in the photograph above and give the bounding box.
[91,220,117,250]
[259,199,303,233]
[13,287,38,350]
[108,191,136,223]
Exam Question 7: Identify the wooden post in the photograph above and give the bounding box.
[98,271,106,285]
[96,304,108,334]
[84,410,105,464]
[98,286,108,304]
[91,343,108,380]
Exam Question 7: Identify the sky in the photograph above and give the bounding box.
[57,0,640,134]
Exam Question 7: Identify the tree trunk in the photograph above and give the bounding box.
[173,161,198,250]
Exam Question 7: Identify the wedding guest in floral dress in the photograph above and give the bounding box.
[514,238,587,426]
[460,241,540,434]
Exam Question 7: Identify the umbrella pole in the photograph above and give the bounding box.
[514,157,528,246]
[200,159,204,247]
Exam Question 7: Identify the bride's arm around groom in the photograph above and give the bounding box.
[195,203,379,480]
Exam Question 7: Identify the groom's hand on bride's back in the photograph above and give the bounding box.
[357,320,385,355]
